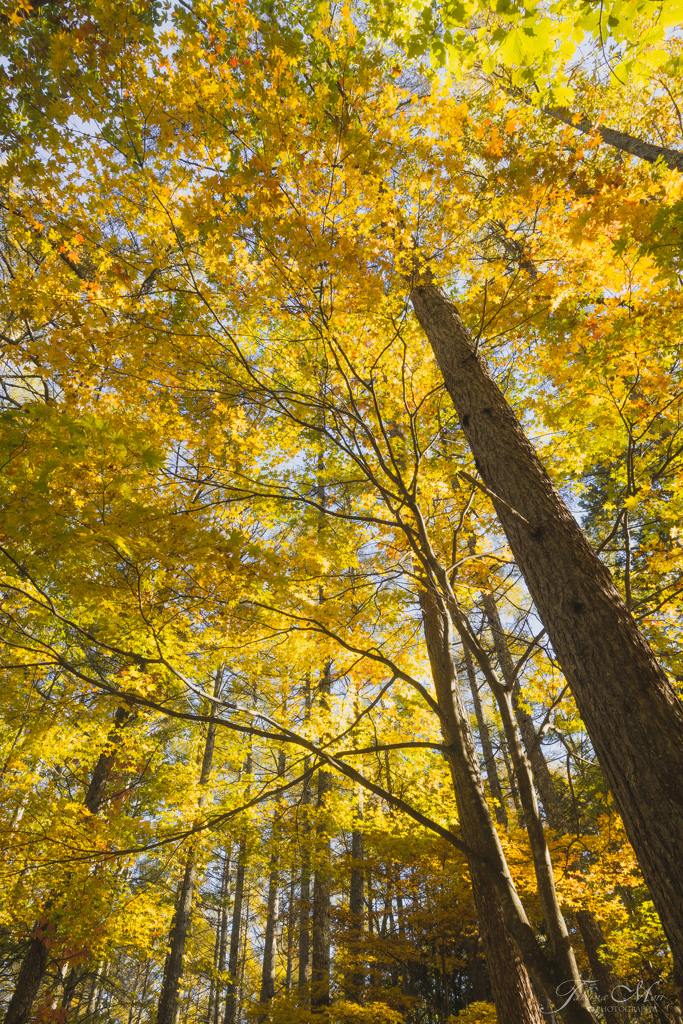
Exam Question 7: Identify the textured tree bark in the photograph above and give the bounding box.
[311,664,332,1010]
[456,611,590,1011]
[418,588,546,1024]
[463,642,509,827]
[3,705,131,1024]
[411,281,683,997]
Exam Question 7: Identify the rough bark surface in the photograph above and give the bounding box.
[411,281,683,991]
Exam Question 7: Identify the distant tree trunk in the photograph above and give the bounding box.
[311,663,332,1010]
[259,864,280,1005]
[480,593,565,830]
[499,729,523,824]
[419,589,544,1024]
[463,643,508,827]
[411,279,683,1000]
[575,911,625,1015]
[225,778,250,1024]
[344,792,365,1003]
[3,704,131,1024]
[285,871,296,993]
[156,672,221,1024]
[213,848,232,1024]
[419,587,596,1024]
[298,680,313,997]
[258,749,286,1012]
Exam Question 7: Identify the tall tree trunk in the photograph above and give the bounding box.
[311,663,332,1010]
[463,643,508,828]
[345,794,365,1003]
[499,728,524,824]
[285,871,296,993]
[156,673,221,1024]
[258,749,286,1010]
[298,679,313,997]
[259,864,280,1006]
[479,591,629,1012]
[480,593,565,830]
[214,848,232,1024]
[411,280,683,998]
[419,590,544,1024]
[225,762,250,1024]
[420,587,597,1024]
[3,704,131,1024]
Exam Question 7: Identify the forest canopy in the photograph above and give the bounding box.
[2,1,683,1023]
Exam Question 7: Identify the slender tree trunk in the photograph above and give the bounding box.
[225,824,249,1024]
[298,679,313,998]
[259,750,286,1010]
[156,672,221,1024]
[480,594,565,830]
[3,705,131,1024]
[575,911,625,1015]
[419,587,596,1024]
[345,798,365,1003]
[411,280,683,999]
[396,887,410,998]
[480,592,629,1012]
[500,728,523,824]
[214,848,232,1024]
[419,590,543,1024]
[259,864,280,1006]
[311,663,332,1010]
[463,643,508,828]
[285,871,296,993]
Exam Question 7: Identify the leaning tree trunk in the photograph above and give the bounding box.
[156,676,220,1024]
[479,592,629,1011]
[419,589,545,1024]
[411,280,683,998]
[3,704,131,1024]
